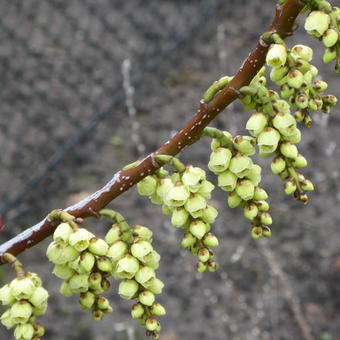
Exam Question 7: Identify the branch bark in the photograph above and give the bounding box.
[0,0,306,264]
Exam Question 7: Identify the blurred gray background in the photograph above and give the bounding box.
[0,0,339,339]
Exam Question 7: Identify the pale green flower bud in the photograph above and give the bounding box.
[292,154,308,168]
[281,84,295,98]
[189,220,207,240]
[97,257,113,273]
[132,225,153,241]
[79,252,96,273]
[266,44,287,68]
[139,291,155,306]
[53,222,73,243]
[210,138,221,151]
[181,232,197,248]
[164,183,190,207]
[197,262,207,273]
[92,309,104,321]
[262,226,272,237]
[287,70,304,89]
[280,142,298,159]
[295,92,309,109]
[282,128,301,143]
[202,205,218,224]
[151,302,166,316]
[60,280,75,297]
[171,207,189,227]
[131,303,145,319]
[244,203,259,220]
[88,273,102,291]
[313,80,328,92]
[218,171,237,191]
[184,194,207,217]
[253,187,268,201]
[119,279,139,300]
[246,164,262,186]
[88,237,109,256]
[323,47,337,63]
[323,94,338,107]
[257,200,270,211]
[257,127,281,154]
[291,44,313,62]
[295,58,312,73]
[202,233,219,247]
[150,192,163,205]
[273,99,291,115]
[273,112,296,136]
[34,301,48,317]
[246,112,268,137]
[0,310,15,329]
[79,292,96,309]
[233,136,256,156]
[251,226,263,239]
[33,323,45,337]
[156,178,174,200]
[305,11,330,37]
[208,261,217,272]
[69,274,89,293]
[208,147,232,174]
[135,267,156,288]
[68,228,94,252]
[271,156,286,174]
[227,191,242,208]
[270,66,289,82]
[279,169,290,180]
[53,264,75,280]
[182,166,206,191]
[10,300,33,323]
[197,180,215,200]
[131,240,153,263]
[105,224,122,245]
[116,254,140,279]
[236,179,255,201]
[137,176,157,196]
[301,179,314,191]
[229,153,253,178]
[97,296,110,310]
[107,241,128,262]
[143,251,161,270]
[28,286,48,307]
[285,179,297,195]
[26,272,42,288]
[14,323,34,340]
[146,317,158,331]
[10,276,36,300]
[0,284,15,306]
[148,278,164,295]
[323,28,338,47]
[161,203,173,215]
[198,248,211,262]
[260,212,272,225]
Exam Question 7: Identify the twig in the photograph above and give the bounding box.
[0,0,306,264]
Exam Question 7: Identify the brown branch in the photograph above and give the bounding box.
[0,0,306,264]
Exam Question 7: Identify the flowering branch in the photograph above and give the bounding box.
[0,0,306,264]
